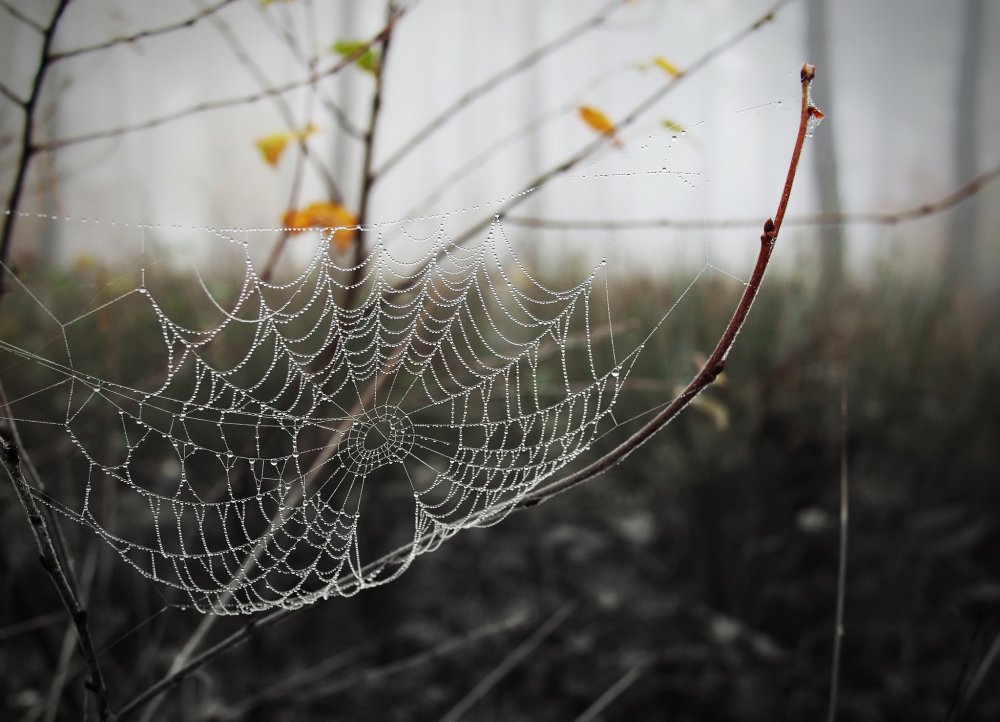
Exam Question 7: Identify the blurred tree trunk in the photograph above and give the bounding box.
[332,0,359,193]
[521,4,542,273]
[947,0,984,287]
[805,0,844,295]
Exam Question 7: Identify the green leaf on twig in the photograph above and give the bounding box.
[332,40,379,75]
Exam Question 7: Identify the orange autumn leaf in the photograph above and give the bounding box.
[578,105,623,148]
[283,201,358,252]
[653,56,682,78]
[255,124,317,167]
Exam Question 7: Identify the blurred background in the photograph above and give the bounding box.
[1,0,999,720]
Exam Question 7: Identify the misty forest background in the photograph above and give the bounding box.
[2,0,1000,720]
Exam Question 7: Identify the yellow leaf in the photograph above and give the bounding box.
[254,124,318,167]
[283,202,358,252]
[653,56,682,78]
[691,352,724,386]
[661,118,686,135]
[256,133,290,167]
[673,381,729,430]
[578,105,623,148]
[692,394,730,430]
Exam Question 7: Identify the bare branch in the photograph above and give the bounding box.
[389,0,796,287]
[400,64,627,220]
[35,20,401,153]
[254,1,366,140]
[274,613,525,708]
[345,3,401,308]
[197,0,343,203]
[961,628,1000,713]
[0,81,24,108]
[439,604,575,722]
[49,0,239,62]
[515,61,817,508]
[504,165,1000,231]
[1,0,70,307]
[827,386,849,722]
[1,0,44,33]
[505,163,1000,231]
[573,666,645,722]
[376,0,623,178]
[0,435,115,721]
[116,609,291,720]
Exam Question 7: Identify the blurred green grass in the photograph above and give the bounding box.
[1,260,999,721]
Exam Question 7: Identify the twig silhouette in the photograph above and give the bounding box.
[49,0,240,62]
[517,62,819,507]
[827,385,849,722]
[0,0,44,33]
[1,435,115,720]
[438,603,575,722]
[343,2,401,309]
[0,0,71,301]
[199,0,343,204]
[376,0,624,178]
[573,665,645,722]
[35,20,402,153]
[505,162,1000,231]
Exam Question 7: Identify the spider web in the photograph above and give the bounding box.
[0,200,707,614]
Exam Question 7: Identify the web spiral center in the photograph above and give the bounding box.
[342,405,415,475]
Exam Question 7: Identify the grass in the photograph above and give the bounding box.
[1,260,999,720]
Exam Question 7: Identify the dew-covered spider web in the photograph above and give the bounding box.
[0,121,784,614]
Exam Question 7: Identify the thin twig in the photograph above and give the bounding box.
[946,616,982,722]
[0,0,71,301]
[116,609,291,720]
[960,627,1000,714]
[438,603,576,722]
[35,20,401,153]
[381,0,795,300]
[515,62,819,508]
[0,435,115,720]
[827,384,849,722]
[49,0,239,61]
[573,666,645,722]
[220,640,372,718]
[505,162,1000,231]
[43,548,99,722]
[0,80,24,107]
[293,613,527,706]
[198,0,342,203]
[344,1,400,309]
[376,0,623,178]
[1,0,44,33]
[0,610,65,641]
[253,0,366,140]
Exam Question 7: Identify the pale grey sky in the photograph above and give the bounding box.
[2,0,998,281]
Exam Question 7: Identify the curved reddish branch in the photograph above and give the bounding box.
[518,63,819,507]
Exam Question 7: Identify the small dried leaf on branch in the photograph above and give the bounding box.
[283,201,358,252]
[254,124,317,167]
[578,105,623,148]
